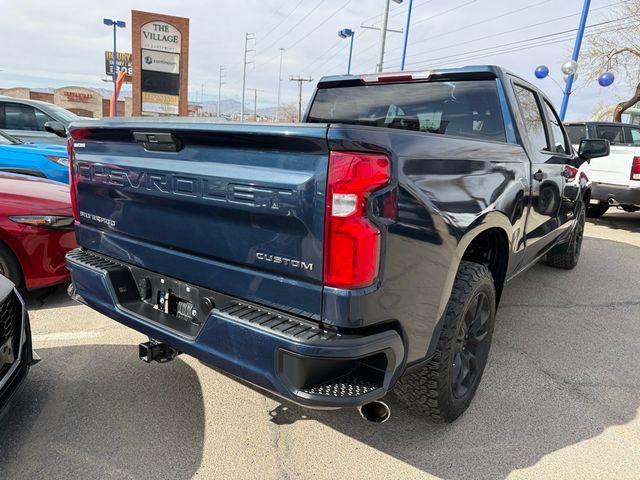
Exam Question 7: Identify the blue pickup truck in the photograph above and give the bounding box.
[64,66,608,423]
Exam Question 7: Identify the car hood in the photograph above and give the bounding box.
[0,173,72,215]
[0,142,67,157]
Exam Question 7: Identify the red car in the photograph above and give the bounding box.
[0,173,77,289]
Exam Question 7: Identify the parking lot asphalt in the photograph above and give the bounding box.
[1,211,639,480]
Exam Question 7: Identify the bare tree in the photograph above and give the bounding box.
[581,0,640,121]
[277,103,299,123]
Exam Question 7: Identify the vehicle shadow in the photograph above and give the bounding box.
[0,345,205,479]
[23,283,76,311]
[587,210,640,233]
[266,237,640,479]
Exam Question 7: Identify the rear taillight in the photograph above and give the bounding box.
[324,151,391,289]
[631,156,640,181]
[563,165,578,181]
[67,136,79,221]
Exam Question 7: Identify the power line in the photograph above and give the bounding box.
[258,0,324,57]
[401,6,625,68]
[405,17,627,69]
[411,0,479,28]
[408,19,633,70]
[303,28,373,74]
[284,0,355,51]
[385,0,553,56]
[307,41,350,78]
[258,0,306,42]
[360,0,431,27]
[356,0,479,68]
[255,0,356,74]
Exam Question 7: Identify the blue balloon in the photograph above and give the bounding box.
[598,71,615,87]
[535,65,549,79]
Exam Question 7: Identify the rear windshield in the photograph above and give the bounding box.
[565,124,587,145]
[307,80,506,142]
[594,124,625,145]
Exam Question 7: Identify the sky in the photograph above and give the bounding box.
[0,0,633,120]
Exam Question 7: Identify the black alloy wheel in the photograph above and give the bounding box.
[451,291,491,399]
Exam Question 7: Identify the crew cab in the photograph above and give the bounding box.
[63,66,608,423]
[565,121,640,217]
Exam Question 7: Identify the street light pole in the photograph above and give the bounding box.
[338,29,355,74]
[276,48,284,122]
[103,18,126,117]
[400,0,413,71]
[559,0,591,120]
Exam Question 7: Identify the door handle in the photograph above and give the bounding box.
[533,170,544,181]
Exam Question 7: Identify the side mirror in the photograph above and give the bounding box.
[44,121,68,138]
[579,138,609,160]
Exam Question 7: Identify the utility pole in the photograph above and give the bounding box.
[249,88,264,121]
[217,65,225,117]
[378,0,392,72]
[289,75,313,122]
[241,33,256,121]
[362,0,404,72]
[276,48,285,122]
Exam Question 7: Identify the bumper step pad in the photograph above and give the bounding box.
[303,375,379,397]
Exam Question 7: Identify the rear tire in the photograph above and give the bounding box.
[0,242,22,287]
[394,261,496,423]
[586,203,608,218]
[546,201,585,270]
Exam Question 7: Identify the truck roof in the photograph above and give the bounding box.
[564,121,639,127]
[317,65,523,88]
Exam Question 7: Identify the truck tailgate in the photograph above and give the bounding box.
[70,122,329,318]
[587,144,639,186]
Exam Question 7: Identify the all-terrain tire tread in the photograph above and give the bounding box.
[394,261,493,423]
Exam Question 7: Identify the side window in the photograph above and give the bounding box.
[0,103,5,129]
[543,101,570,155]
[2,104,44,131]
[595,125,624,145]
[513,84,549,151]
[629,127,640,146]
[34,109,54,130]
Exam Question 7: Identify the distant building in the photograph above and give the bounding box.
[0,86,130,118]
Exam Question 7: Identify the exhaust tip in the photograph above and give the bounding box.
[358,401,390,423]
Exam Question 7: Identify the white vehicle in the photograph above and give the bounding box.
[565,121,640,218]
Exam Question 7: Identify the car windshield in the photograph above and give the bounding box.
[307,79,507,143]
[0,129,21,145]
[46,104,80,124]
[565,124,587,145]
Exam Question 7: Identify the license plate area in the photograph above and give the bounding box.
[114,265,234,339]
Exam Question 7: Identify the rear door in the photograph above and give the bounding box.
[511,83,569,262]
